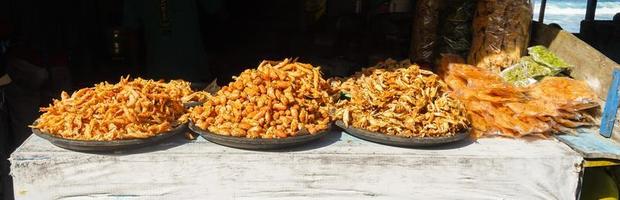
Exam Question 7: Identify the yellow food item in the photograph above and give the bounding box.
[333,61,469,138]
[32,77,191,141]
[188,59,332,138]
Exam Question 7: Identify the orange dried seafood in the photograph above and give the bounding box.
[32,77,190,141]
[333,62,469,138]
[444,63,599,138]
[180,79,221,103]
[188,59,333,138]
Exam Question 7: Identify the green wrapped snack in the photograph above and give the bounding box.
[501,57,557,87]
[501,62,536,87]
[502,46,572,87]
[528,45,572,69]
[501,68,526,86]
[520,57,558,77]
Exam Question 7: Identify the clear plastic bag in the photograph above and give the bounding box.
[468,0,533,73]
[437,0,475,59]
[410,0,443,64]
[528,45,571,69]
[500,46,572,87]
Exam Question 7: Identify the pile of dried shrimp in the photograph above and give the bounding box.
[32,77,191,141]
[180,79,221,103]
[333,60,469,138]
[188,59,332,138]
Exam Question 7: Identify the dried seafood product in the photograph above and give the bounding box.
[181,79,222,103]
[32,77,191,141]
[188,59,332,138]
[333,61,469,138]
[444,62,599,138]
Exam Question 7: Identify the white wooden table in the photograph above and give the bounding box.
[10,131,582,200]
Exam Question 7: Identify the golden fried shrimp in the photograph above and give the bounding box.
[188,59,333,138]
[32,77,191,141]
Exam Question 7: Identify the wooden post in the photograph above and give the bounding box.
[538,0,547,23]
[585,0,597,21]
[600,69,620,138]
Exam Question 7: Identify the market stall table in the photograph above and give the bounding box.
[10,131,582,199]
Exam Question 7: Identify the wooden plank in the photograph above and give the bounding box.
[10,132,583,200]
[600,69,620,137]
[556,128,620,160]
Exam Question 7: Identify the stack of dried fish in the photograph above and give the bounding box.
[32,77,190,141]
[188,59,332,138]
[333,63,469,138]
[445,63,599,138]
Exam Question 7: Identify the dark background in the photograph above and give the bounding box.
[0,0,414,89]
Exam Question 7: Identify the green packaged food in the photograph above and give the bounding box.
[501,63,536,87]
[502,46,572,87]
[528,45,571,69]
[501,57,557,87]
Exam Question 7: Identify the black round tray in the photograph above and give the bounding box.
[188,122,330,150]
[335,121,469,147]
[33,123,187,152]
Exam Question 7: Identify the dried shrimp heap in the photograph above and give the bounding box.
[32,77,191,141]
[333,62,469,138]
[181,91,212,103]
[188,59,332,138]
[180,79,221,103]
[444,63,599,138]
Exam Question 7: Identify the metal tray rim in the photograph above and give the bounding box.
[188,122,331,149]
[32,123,187,151]
[335,120,469,147]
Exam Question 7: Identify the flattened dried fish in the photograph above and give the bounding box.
[444,61,599,138]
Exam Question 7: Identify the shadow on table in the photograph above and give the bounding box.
[339,133,475,151]
[253,130,343,153]
[91,133,190,156]
[411,138,475,150]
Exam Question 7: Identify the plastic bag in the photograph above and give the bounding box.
[468,0,533,73]
[437,0,475,59]
[410,0,443,64]
[528,45,571,69]
[501,57,550,87]
[500,46,572,87]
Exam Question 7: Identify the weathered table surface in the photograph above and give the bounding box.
[11,131,582,200]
